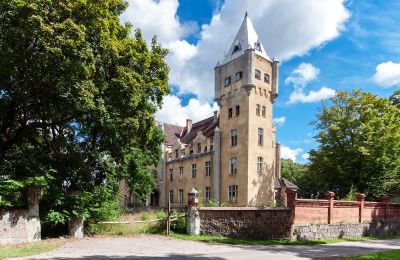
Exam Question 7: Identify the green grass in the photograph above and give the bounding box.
[0,238,67,259]
[343,249,400,259]
[171,234,400,247]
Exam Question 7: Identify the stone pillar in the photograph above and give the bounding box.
[27,187,40,217]
[213,127,221,204]
[187,188,200,235]
[381,196,389,222]
[356,193,365,223]
[325,191,335,224]
[272,57,279,101]
[275,142,281,179]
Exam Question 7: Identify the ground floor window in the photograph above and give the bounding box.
[228,185,238,202]
[179,189,184,204]
[169,190,174,204]
[205,186,211,202]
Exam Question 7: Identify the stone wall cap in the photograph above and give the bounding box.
[199,207,292,211]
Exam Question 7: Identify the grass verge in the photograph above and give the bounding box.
[0,238,68,259]
[343,249,400,259]
[171,233,400,246]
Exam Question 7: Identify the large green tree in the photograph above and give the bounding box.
[0,0,169,222]
[308,90,400,199]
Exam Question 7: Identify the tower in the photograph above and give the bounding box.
[214,13,279,206]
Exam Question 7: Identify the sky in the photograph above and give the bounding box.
[120,0,400,164]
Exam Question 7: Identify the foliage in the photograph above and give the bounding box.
[0,0,169,224]
[308,90,400,199]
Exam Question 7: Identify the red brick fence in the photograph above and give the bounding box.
[198,191,400,240]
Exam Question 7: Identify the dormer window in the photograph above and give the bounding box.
[254,41,262,52]
[235,71,243,81]
[224,76,231,87]
[232,43,242,54]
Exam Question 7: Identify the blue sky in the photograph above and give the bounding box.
[120,0,400,163]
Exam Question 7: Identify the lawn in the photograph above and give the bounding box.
[0,238,68,259]
[343,249,400,259]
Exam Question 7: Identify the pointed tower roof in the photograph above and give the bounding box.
[220,13,270,65]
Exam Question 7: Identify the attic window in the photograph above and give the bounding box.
[254,41,262,52]
[232,43,242,54]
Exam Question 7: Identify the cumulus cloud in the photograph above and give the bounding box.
[285,63,320,88]
[273,117,286,127]
[121,0,350,103]
[281,145,303,162]
[301,153,310,161]
[372,61,400,87]
[288,87,336,104]
[155,95,219,126]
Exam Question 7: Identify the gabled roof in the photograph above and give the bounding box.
[181,116,219,145]
[220,12,270,65]
[162,123,184,146]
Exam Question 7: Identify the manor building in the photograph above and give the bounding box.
[120,14,283,208]
[154,13,282,207]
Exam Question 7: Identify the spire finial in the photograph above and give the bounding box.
[245,11,248,18]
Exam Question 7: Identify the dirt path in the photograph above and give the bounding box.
[15,235,400,259]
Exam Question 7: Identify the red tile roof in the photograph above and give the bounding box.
[162,123,184,146]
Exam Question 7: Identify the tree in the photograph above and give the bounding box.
[0,0,169,223]
[281,159,320,198]
[308,90,400,199]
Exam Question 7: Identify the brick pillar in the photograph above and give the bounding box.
[187,188,200,235]
[356,193,365,223]
[325,191,335,224]
[381,196,389,222]
[286,189,297,208]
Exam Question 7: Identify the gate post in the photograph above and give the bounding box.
[187,188,200,235]
[325,191,335,224]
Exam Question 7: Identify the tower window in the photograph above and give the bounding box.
[228,185,238,202]
[257,157,264,173]
[262,106,266,117]
[230,129,238,147]
[192,164,197,178]
[230,157,237,175]
[255,69,261,80]
[235,71,243,81]
[264,73,270,83]
[224,76,231,87]
[228,108,233,118]
[235,106,240,116]
[258,128,264,146]
[169,169,173,181]
[256,104,260,116]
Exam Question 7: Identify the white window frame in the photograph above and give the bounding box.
[179,189,184,204]
[205,161,212,176]
[192,164,197,178]
[179,166,183,181]
[230,129,238,147]
[258,128,264,146]
[230,157,237,175]
[205,186,211,202]
[257,157,264,174]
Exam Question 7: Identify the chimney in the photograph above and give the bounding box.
[186,119,192,132]
[213,110,219,122]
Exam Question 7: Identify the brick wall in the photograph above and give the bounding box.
[199,207,292,239]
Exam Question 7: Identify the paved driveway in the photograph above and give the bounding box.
[17,235,400,260]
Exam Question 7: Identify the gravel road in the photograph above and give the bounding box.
[15,235,400,260]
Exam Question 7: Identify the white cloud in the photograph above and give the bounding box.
[281,145,303,162]
[155,95,219,126]
[273,117,286,127]
[372,61,400,87]
[121,0,350,103]
[288,87,336,104]
[285,63,320,88]
[301,153,310,161]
